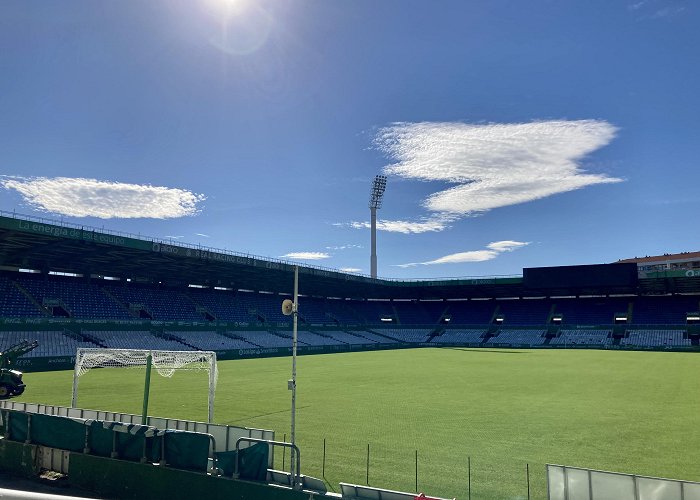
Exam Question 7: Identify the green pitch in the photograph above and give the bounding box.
[19,348,700,499]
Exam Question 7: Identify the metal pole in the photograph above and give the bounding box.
[141,354,152,425]
[415,449,418,492]
[468,456,471,500]
[282,433,286,470]
[370,207,377,278]
[366,443,370,485]
[527,463,531,500]
[322,438,326,477]
[207,355,215,423]
[70,351,81,408]
[290,266,299,481]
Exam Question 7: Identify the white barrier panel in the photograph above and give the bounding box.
[0,487,98,500]
[547,464,700,500]
[146,416,272,450]
[38,446,70,475]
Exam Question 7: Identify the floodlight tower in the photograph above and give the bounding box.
[369,175,387,279]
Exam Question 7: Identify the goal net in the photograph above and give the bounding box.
[71,348,218,422]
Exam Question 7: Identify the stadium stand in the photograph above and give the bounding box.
[550,329,612,346]
[554,297,629,326]
[185,288,249,322]
[235,291,291,325]
[360,300,396,324]
[632,296,700,325]
[15,275,132,319]
[323,300,362,325]
[445,300,496,324]
[431,329,487,344]
[487,329,547,345]
[321,330,378,345]
[371,328,433,343]
[620,329,691,347]
[293,330,343,346]
[0,331,96,357]
[164,330,259,350]
[2,213,700,361]
[105,285,202,321]
[350,330,398,344]
[495,299,552,325]
[81,330,189,350]
[0,275,45,318]
[232,330,294,348]
[295,296,331,325]
[391,300,443,325]
[3,269,700,355]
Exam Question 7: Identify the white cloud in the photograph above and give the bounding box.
[1,176,205,219]
[396,240,530,268]
[628,0,648,10]
[164,235,185,240]
[195,233,211,238]
[374,120,620,217]
[650,6,685,18]
[280,252,331,260]
[628,1,685,19]
[399,250,499,267]
[486,240,529,252]
[342,120,619,234]
[340,267,362,273]
[346,215,455,234]
[325,244,363,250]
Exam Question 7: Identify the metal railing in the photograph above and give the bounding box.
[234,437,301,489]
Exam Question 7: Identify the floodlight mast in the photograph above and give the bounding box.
[369,175,387,279]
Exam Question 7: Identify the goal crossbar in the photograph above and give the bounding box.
[71,348,218,422]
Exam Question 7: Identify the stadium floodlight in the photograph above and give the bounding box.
[71,348,218,423]
[369,175,387,279]
[281,265,300,488]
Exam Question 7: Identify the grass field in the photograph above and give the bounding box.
[18,347,700,499]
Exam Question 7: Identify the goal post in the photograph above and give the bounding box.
[71,348,218,423]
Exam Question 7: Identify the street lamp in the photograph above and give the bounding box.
[281,266,299,487]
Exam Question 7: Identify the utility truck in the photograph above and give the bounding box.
[0,340,39,398]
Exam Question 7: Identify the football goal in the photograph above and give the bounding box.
[71,348,218,422]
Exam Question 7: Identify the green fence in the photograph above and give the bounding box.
[1,408,212,472]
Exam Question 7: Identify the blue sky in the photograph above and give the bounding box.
[0,0,697,279]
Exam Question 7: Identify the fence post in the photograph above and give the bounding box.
[282,433,286,470]
[141,354,152,425]
[468,456,471,500]
[366,443,370,486]
[415,449,418,492]
[527,463,530,500]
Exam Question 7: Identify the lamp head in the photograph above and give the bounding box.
[369,175,387,209]
[282,299,294,315]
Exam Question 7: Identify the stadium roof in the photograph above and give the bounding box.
[1,213,699,299]
[618,252,700,264]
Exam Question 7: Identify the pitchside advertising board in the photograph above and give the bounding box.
[523,263,639,289]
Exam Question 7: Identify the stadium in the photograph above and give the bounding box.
[3,0,699,498]
[1,211,700,500]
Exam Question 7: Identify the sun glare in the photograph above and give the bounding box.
[203,0,273,56]
[206,0,249,17]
